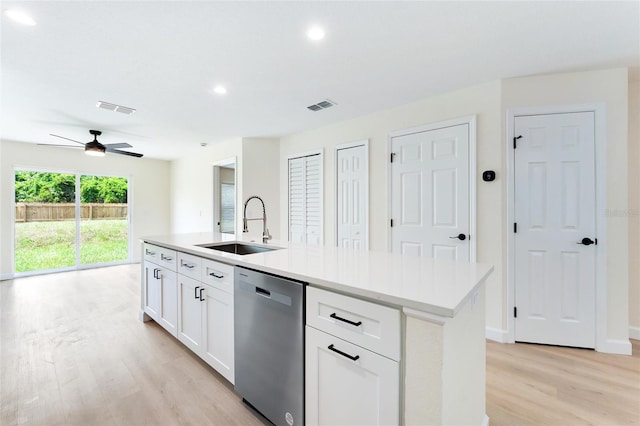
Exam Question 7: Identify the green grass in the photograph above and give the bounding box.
[15,220,128,272]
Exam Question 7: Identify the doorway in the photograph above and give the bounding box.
[213,158,236,235]
[507,104,607,350]
[389,116,477,262]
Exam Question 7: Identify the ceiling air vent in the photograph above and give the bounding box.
[307,99,337,112]
[96,101,136,115]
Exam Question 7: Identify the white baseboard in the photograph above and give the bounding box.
[597,338,632,355]
[629,326,640,340]
[482,414,490,426]
[0,273,14,281]
[485,327,508,343]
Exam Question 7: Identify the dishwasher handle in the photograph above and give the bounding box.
[255,286,271,298]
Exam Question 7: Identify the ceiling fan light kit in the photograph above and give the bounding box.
[85,130,106,156]
[85,143,106,156]
[43,129,143,158]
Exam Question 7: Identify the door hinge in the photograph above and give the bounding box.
[514,306,518,318]
[390,219,394,227]
[513,135,522,149]
[514,222,517,233]
[390,152,396,163]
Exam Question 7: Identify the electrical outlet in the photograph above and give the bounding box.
[471,291,480,309]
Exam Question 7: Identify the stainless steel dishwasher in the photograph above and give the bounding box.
[234,266,304,426]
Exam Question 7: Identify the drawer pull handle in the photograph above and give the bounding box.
[199,288,205,301]
[161,254,173,261]
[328,344,360,361]
[194,286,200,299]
[330,313,362,327]
[182,263,195,269]
[146,250,156,255]
[153,268,159,279]
[209,272,224,279]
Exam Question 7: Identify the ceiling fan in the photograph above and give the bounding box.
[42,129,143,158]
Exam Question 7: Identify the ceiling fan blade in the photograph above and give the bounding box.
[106,148,143,158]
[50,134,86,145]
[37,143,82,149]
[104,143,132,149]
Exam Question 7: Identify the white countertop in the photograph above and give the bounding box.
[142,232,493,318]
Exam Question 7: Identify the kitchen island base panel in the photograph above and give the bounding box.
[404,286,486,425]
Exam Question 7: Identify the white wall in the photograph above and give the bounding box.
[279,80,504,328]
[0,140,171,278]
[502,68,630,344]
[242,138,280,241]
[169,137,280,242]
[278,68,632,344]
[170,138,243,234]
[628,74,639,338]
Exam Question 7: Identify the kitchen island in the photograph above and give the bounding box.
[140,232,493,426]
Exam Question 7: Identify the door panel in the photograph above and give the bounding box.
[202,284,234,383]
[143,262,160,321]
[337,144,368,249]
[159,270,178,336]
[177,275,203,353]
[391,124,469,261]
[514,112,596,348]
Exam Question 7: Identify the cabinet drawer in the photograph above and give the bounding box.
[143,243,160,262]
[143,243,177,271]
[201,259,234,293]
[177,252,202,279]
[306,286,401,361]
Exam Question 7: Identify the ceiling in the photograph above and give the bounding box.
[1,1,638,160]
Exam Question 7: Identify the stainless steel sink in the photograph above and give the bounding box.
[196,242,280,255]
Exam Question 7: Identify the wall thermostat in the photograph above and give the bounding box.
[482,170,496,182]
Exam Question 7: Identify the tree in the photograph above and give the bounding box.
[15,172,128,203]
[15,171,75,202]
[80,176,127,203]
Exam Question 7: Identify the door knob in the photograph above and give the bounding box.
[449,233,467,241]
[577,237,596,246]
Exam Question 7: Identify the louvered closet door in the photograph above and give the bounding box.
[289,153,322,245]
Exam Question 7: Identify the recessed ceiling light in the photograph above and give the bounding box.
[307,26,325,41]
[213,86,227,95]
[5,9,36,26]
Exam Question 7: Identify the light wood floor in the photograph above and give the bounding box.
[1,264,639,425]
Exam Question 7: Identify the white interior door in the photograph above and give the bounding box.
[288,152,323,245]
[391,123,470,261]
[514,112,596,348]
[336,143,368,250]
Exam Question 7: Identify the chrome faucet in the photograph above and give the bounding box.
[243,195,272,243]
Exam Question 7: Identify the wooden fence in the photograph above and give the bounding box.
[15,203,128,223]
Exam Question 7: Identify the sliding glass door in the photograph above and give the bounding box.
[14,169,130,274]
[79,175,129,265]
[14,171,77,272]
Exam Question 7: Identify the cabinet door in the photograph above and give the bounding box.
[305,326,399,426]
[143,261,161,321]
[177,275,203,353]
[201,284,235,384]
[158,269,178,337]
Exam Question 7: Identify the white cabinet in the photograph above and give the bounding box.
[306,326,399,426]
[201,284,234,383]
[143,243,178,337]
[177,259,235,383]
[306,287,400,426]
[177,274,203,353]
